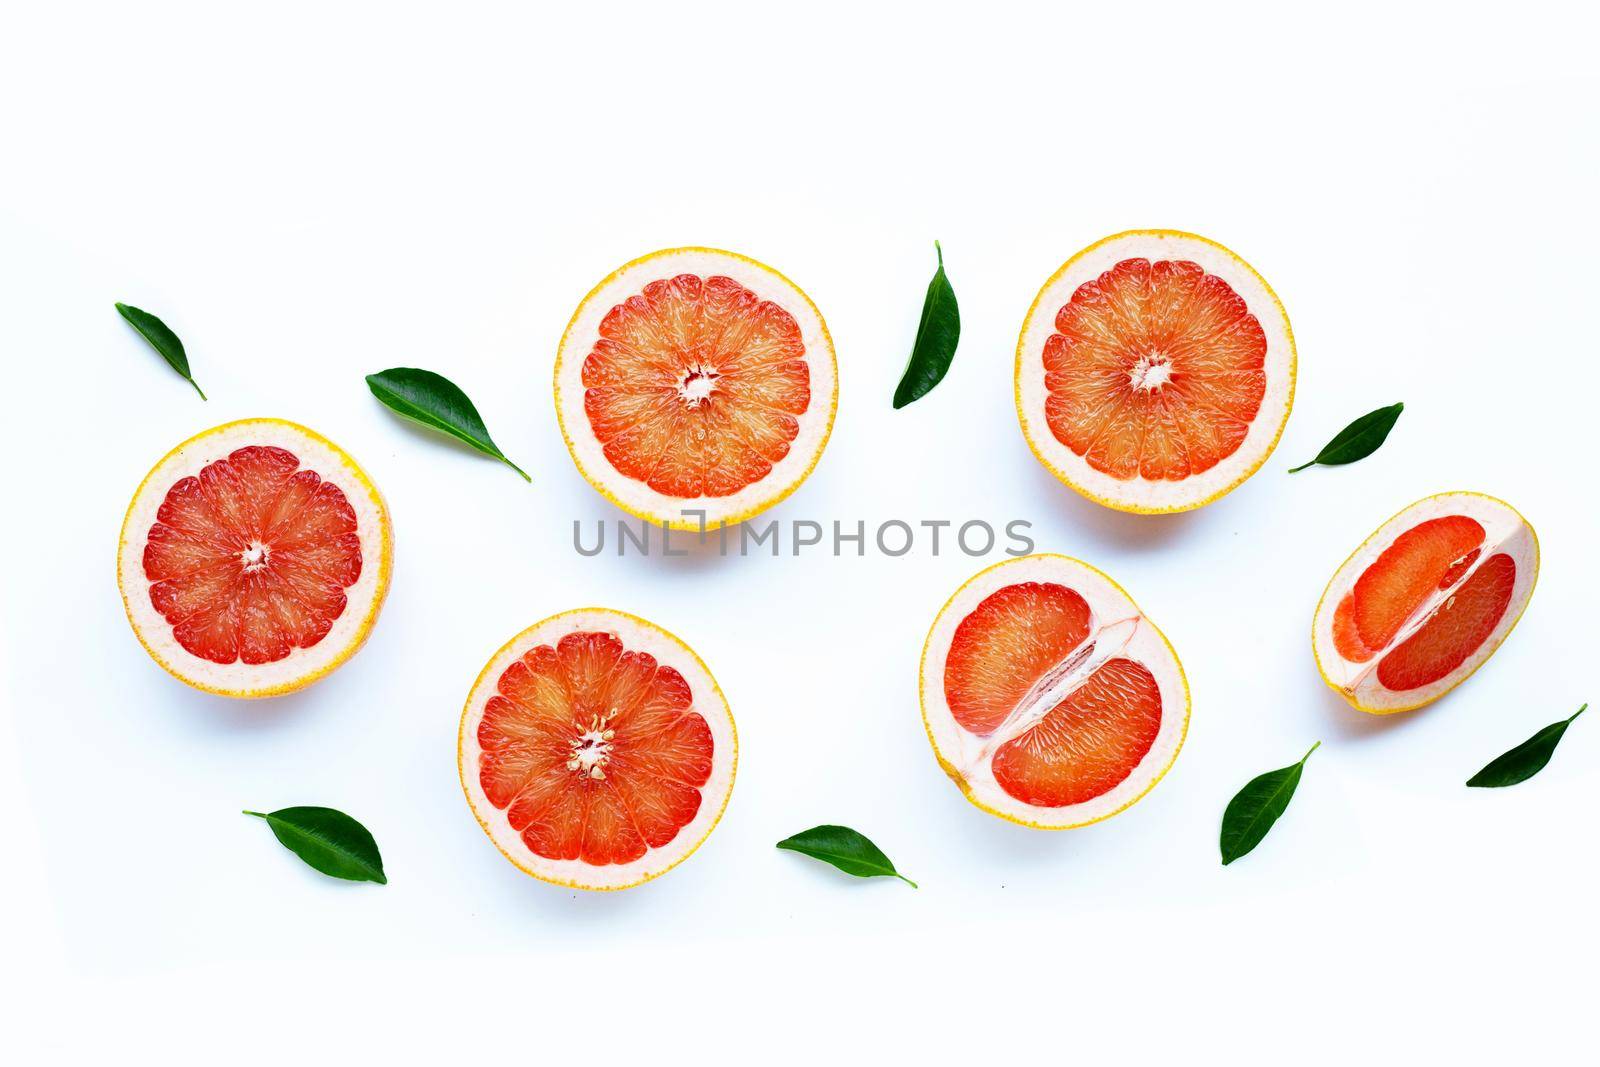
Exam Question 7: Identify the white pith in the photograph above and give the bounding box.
[555,248,838,530]
[459,608,737,890]
[117,419,390,697]
[1312,493,1538,714]
[1016,231,1295,512]
[920,555,1189,829]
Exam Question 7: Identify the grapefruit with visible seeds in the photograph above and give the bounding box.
[458,608,737,890]
[919,555,1189,829]
[1015,230,1296,513]
[117,419,392,698]
[1313,492,1538,714]
[554,247,838,530]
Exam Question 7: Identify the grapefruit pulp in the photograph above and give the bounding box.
[1313,492,1537,714]
[1016,230,1295,513]
[555,248,838,530]
[459,608,737,890]
[920,555,1189,828]
[117,419,392,698]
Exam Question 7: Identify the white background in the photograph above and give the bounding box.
[3,1,1596,1061]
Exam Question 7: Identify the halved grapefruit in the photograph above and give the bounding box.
[117,419,392,698]
[459,608,737,890]
[1016,230,1296,513]
[555,248,838,531]
[919,555,1189,829]
[1313,492,1538,714]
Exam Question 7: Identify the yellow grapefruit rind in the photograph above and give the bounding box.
[1014,229,1297,514]
[457,607,738,892]
[554,247,839,532]
[918,554,1191,830]
[116,418,394,699]
[1311,491,1539,715]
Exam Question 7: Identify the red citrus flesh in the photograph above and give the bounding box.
[581,274,811,498]
[142,445,361,665]
[1376,552,1515,691]
[943,582,1162,807]
[944,582,1091,736]
[1332,515,1485,662]
[1329,514,1516,693]
[1043,258,1267,481]
[991,658,1162,807]
[477,631,714,866]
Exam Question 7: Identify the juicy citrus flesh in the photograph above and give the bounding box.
[943,581,1162,807]
[581,273,811,499]
[1043,257,1267,482]
[476,630,715,867]
[1331,515,1516,692]
[141,444,361,665]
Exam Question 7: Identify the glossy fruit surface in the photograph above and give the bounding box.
[1313,492,1538,713]
[459,608,737,890]
[117,419,392,698]
[1016,230,1295,512]
[920,555,1189,828]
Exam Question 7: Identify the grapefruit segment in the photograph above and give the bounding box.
[943,581,1092,736]
[919,555,1189,829]
[460,609,736,890]
[557,249,837,530]
[117,419,392,698]
[991,657,1163,808]
[1375,552,1516,692]
[1017,231,1295,513]
[1312,493,1538,714]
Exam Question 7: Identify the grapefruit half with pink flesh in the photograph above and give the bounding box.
[920,555,1189,829]
[1016,230,1295,513]
[117,419,392,698]
[459,608,737,890]
[1312,492,1538,714]
[555,248,838,531]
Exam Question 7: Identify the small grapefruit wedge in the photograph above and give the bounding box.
[1313,492,1538,714]
[117,419,392,698]
[459,609,737,890]
[919,555,1189,829]
[1016,230,1296,513]
[555,248,838,530]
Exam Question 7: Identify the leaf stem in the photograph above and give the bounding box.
[242,810,267,819]
[500,456,532,482]
[897,873,919,889]
[1286,460,1313,474]
[1300,740,1322,764]
[1567,703,1588,723]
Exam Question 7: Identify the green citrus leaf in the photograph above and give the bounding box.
[777,824,917,887]
[1220,742,1320,865]
[1467,704,1586,788]
[365,367,529,481]
[1288,402,1403,472]
[892,241,960,409]
[245,807,387,884]
[116,302,206,400]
